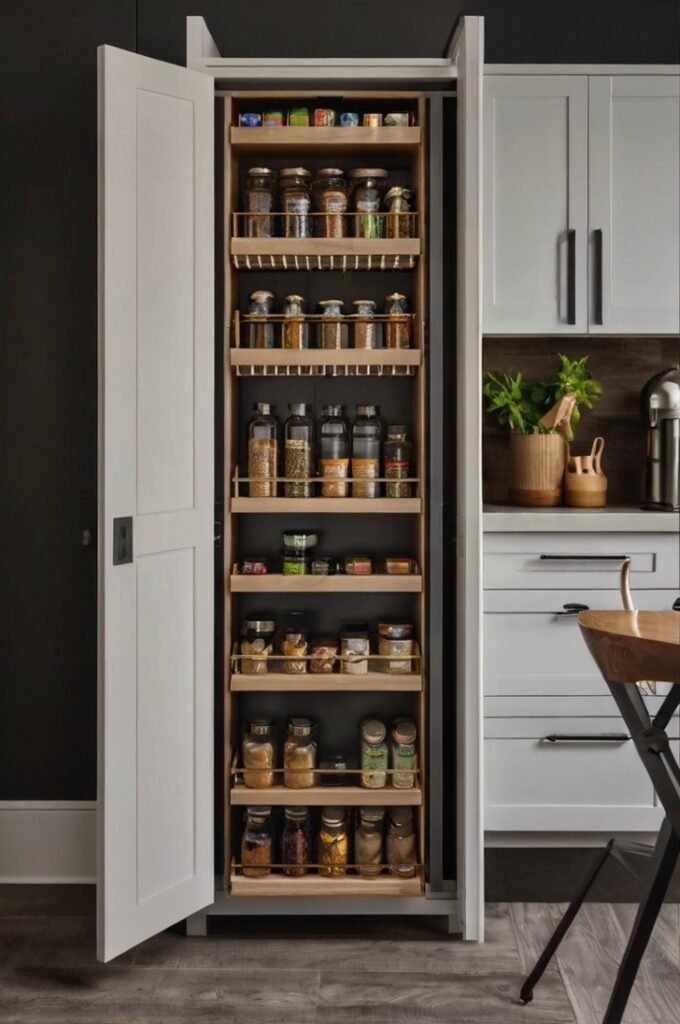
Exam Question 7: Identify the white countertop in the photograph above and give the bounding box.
[483,504,680,533]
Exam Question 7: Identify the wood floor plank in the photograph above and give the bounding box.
[508,902,566,974]
[611,903,680,969]
[605,903,680,1023]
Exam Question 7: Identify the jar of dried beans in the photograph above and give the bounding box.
[361,718,388,788]
[284,403,314,497]
[280,167,312,238]
[282,806,311,876]
[384,293,412,349]
[245,167,276,238]
[284,717,317,787]
[384,186,413,238]
[242,720,275,788]
[312,168,348,238]
[240,618,275,675]
[241,807,272,878]
[387,806,417,877]
[247,402,279,497]
[246,290,275,352]
[318,807,348,877]
[349,168,389,238]
[352,300,378,350]
[320,404,350,497]
[317,300,347,350]
[281,294,309,349]
[384,425,412,498]
[355,807,385,876]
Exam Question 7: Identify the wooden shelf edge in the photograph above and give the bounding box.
[230,673,422,692]
[230,126,422,149]
[230,237,421,257]
[229,348,422,367]
[230,574,422,593]
[230,498,422,514]
[230,785,422,806]
[229,868,424,898]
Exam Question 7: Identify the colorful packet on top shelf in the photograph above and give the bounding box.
[288,107,310,126]
[339,112,359,127]
[262,110,285,127]
[384,112,410,127]
[239,113,262,127]
[313,109,336,126]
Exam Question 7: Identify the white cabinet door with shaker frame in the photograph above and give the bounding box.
[588,75,680,335]
[483,76,588,334]
[98,45,214,963]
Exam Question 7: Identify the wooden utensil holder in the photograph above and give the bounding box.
[508,432,567,507]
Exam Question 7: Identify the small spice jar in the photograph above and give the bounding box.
[312,168,348,238]
[242,720,275,788]
[344,555,372,575]
[378,621,415,675]
[355,807,385,876]
[241,807,273,878]
[340,623,370,675]
[284,717,317,787]
[384,425,412,498]
[247,402,279,498]
[246,290,276,351]
[349,168,389,238]
[240,618,275,675]
[320,753,348,786]
[384,293,412,350]
[387,806,417,878]
[282,528,317,574]
[352,300,379,350]
[284,404,314,498]
[310,637,339,674]
[245,167,276,238]
[282,806,311,876]
[384,186,414,238]
[280,167,312,238]
[282,550,310,575]
[317,300,348,350]
[281,613,309,674]
[361,718,388,788]
[318,807,349,877]
[390,718,417,789]
[281,294,309,349]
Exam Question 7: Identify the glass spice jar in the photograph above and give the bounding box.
[340,623,370,675]
[384,186,414,239]
[320,404,350,497]
[246,290,276,352]
[281,615,309,674]
[387,806,417,878]
[242,720,275,789]
[319,753,348,786]
[312,168,348,238]
[390,718,417,789]
[349,168,389,238]
[318,807,348,877]
[281,294,309,350]
[310,636,339,674]
[247,402,279,498]
[245,167,276,238]
[378,621,415,675]
[352,300,378,350]
[241,807,273,878]
[361,718,388,788]
[384,425,412,498]
[317,300,347,350]
[280,167,312,238]
[351,405,382,498]
[384,293,412,350]
[355,807,385,877]
[284,717,317,787]
[282,806,311,876]
[240,618,275,675]
[284,403,314,497]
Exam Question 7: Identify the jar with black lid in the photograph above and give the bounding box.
[240,618,276,675]
[245,167,276,238]
[284,403,314,498]
[349,168,389,238]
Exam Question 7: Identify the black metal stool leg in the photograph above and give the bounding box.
[518,840,615,1005]
[602,818,680,1024]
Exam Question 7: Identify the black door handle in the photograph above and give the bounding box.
[540,554,630,561]
[593,228,603,325]
[567,229,576,325]
[544,733,630,743]
[113,517,133,565]
[555,603,590,616]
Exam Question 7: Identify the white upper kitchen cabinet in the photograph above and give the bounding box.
[588,75,680,335]
[483,76,588,334]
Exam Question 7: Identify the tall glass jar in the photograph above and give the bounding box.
[247,402,278,497]
[281,294,309,350]
[240,618,275,675]
[280,167,312,238]
[246,290,275,352]
[242,720,275,789]
[282,806,311,876]
[384,186,413,238]
[351,405,382,498]
[361,718,388,788]
[318,807,348,877]
[387,806,417,878]
[390,718,417,789]
[320,404,350,498]
[349,168,389,238]
[281,613,308,674]
[384,425,412,498]
[241,807,272,878]
[312,168,348,238]
[352,300,378,349]
[355,807,385,876]
[384,293,412,349]
[245,167,276,238]
[284,717,317,787]
[317,299,347,350]
[284,403,314,497]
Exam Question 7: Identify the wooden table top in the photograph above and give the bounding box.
[578,610,680,685]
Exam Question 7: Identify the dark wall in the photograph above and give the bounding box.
[1,1,677,800]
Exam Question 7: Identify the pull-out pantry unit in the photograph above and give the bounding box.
[97,15,484,963]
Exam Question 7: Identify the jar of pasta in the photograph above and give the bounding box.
[284,403,314,498]
[240,618,275,675]
[242,720,275,789]
[284,717,317,787]
[247,402,279,497]
[319,807,348,877]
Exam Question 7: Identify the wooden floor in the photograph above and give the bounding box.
[0,888,678,1022]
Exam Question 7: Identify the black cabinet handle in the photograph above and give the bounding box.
[556,602,590,616]
[567,229,576,325]
[593,228,603,325]
[540,554,629,561]
[113,517,133,565]
[544,733,630,743]
[672,598,680,612]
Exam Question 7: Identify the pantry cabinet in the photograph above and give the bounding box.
[483,70,680,335]
[97,16,485,962]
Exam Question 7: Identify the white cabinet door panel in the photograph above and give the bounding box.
[98,45,214,963]
[589,75,680,334]
[483,76,588,333]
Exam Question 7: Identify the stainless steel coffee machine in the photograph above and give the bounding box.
[641,367,680,511]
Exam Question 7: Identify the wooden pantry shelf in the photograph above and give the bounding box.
[230,497,421,513]
[229,868,424,898]
[230,672,422,692]
[229,237,420,271]
[230,126,422,151]
[229,348,422,368]
[230,573,422,593]
[230,785,422,807]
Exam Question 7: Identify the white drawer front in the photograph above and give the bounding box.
[484,533,679,590]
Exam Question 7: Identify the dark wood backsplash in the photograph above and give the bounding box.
[482,337,680,505]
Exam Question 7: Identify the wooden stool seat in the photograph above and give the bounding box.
[578,610,680,685]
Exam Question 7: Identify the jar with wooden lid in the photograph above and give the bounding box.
[312,168,348,238]
[284,717,317,787]
[361,718,388,788]
[241,807,272,878]
[282,806,311,876]
[390,718,417,789]
[349,168,389,238]
[317,300,347,350]
[384,186,413,239]
[240,618,276,675]
[280,167,312,238]
[242,720,275,788]
[387,806,417,877]
[247,402,279,498]
[281,294,309,350]
[245,167,276,238]
[384,293,412,350]
[246,290,275,352]
[352,300,378,350]
[318,807,348,877]
[355,807,385,876]
[284,403,314,498]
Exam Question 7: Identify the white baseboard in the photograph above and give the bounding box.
[0,802,96,883]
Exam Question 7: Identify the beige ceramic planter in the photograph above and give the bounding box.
[508,431,568,507]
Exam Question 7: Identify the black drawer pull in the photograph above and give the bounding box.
[556,603,590,616]
[673,598,680,612]
[593,228,603,325]
[544,733,630,744]
[540,554,629,562]
[567,229,576,325]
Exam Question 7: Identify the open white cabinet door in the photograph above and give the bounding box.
[97,45,214,962]
[452,17,485,942]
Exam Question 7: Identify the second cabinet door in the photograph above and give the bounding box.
[483,76,588,333]
[589,76,680,335]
